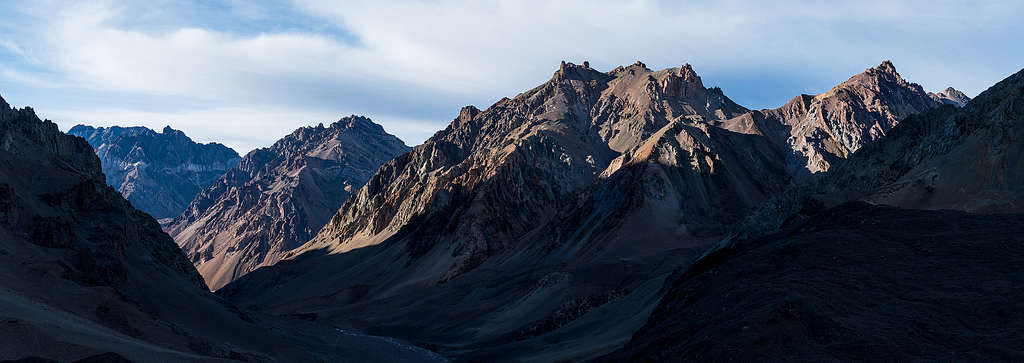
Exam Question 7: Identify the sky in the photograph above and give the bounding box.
[0,0,1022,153]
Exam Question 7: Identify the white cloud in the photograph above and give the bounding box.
[294,0,1024,96]
[2,0,1023,150]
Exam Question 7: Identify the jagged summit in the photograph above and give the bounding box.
[875,59,898,75]
[841,60,925,93]
[332,114,380,129]
[678,63,701,83]
[553,60,609,81]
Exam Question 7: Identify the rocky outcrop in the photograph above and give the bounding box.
[720,61,940,175]
[167,116,409,290]
[0,95,443,363]
[220,61,941,360]
[929,86,971,107]
[67,125,241,219]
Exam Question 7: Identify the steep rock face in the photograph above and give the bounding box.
[609,67,1024,361]
[0,95,385,362]
[67,125,240,219]
[167,116,409,290]
[721,61,940,175]
[929,86,971,107]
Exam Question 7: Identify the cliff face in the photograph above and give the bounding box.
[219,61,944,360]
[67,125,241,219]
[168,116,409,290]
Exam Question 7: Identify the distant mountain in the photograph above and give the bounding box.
[67,125,241,219]
[929,86,971,107]
[0,95,439,362]
[219,61,941,360]
[167,116,409,290]
[606,68,1024,361]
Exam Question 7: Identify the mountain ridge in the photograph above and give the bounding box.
[67,124,241,219]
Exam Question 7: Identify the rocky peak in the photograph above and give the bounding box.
[875,59,898,76]
[161,125,184,136]
[846,60,920,92]
[679,63,702,84]
[454,105,481,128]
[929,86,971,107]
[335,115,375,129]
[554,60,607,82]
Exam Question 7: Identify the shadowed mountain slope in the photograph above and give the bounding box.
[605,203,1024,362]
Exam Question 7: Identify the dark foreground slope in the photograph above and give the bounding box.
[605,203,1024,361]
[0,96,442,362]
[609,68,1024,361]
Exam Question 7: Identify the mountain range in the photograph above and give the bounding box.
[216,60,967,360]
[2,56,1020,362]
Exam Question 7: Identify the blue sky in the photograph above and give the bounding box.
[1,0,1022,153]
